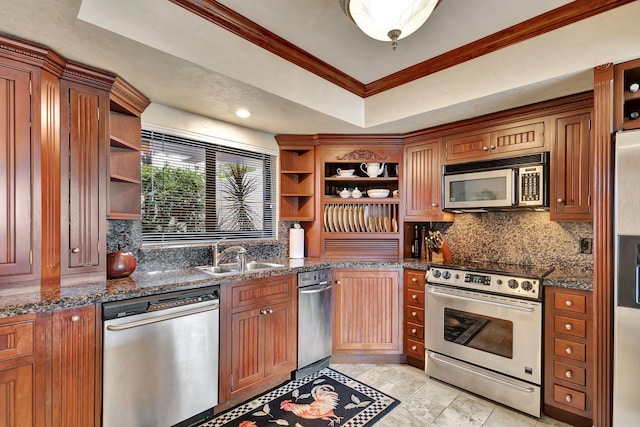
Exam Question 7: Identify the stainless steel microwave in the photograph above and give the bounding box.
[442,152,549,212]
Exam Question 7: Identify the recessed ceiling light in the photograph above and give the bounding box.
[235,108,251,118]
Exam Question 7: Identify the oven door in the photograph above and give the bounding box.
[443,168,515,210]
[425,284,542,384]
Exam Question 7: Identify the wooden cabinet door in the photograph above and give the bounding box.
[333,269,401,354]
[60,81,107,276]
[50,305,97,427]
[263,300,297,377]
[0,363,36,426]
[230,307,265,394]
[550,111,592,221]
[0,63,34,280]
[445,132,491,161]
[404,140,443,220]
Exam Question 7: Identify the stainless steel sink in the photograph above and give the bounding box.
[196,261,285,276]
[196,265,240,275]
[244,261,286,270]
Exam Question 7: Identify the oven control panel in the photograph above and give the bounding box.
[426,267,541,300]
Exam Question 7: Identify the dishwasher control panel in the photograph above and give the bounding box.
[103,286,220,319]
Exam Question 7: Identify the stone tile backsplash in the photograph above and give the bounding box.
[431,211,593,272]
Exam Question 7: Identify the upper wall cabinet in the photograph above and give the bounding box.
[275,136,315,222]
[444,119,546,163]
[550,110,592,222]
[614,58,640,131]
[108,77,149,220]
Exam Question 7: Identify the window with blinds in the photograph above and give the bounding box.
[140,130,276,244]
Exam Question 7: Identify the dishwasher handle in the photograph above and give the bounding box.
[106,302,219,331]
[300,284,332,294]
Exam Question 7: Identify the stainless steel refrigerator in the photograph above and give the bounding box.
[614,129,640,426]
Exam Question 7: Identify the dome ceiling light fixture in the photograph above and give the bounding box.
[340,0,439,51]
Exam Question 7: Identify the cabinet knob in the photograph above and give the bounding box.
[411,311,417,317]
[411,345,417,351]
[565,300,573,307]
[565,370,573,379]
[565,394,573,403]
[411,277,418,282]
[565,323,573,331]
[483,146,489,151]
[412,294,418,299]
[565,346,573,355]
[431,202,438,207]
[490,145,496,149]
[71,247,80,254]
[71,315,80,322]
[557,198,564,203]
[260,309,270,315]
[336,280,341,285]
[267,308,273,314]
[411,328,417,333]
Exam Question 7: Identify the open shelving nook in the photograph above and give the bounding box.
[615,57,640,131]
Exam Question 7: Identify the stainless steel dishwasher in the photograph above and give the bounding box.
[102,286,220,427]
[295,269,332,379]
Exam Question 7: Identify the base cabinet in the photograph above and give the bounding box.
[403,269,426,368]
[332,269,401,357]
[48,305,99,427]
[219,275,297,410]
[544,287,593,427]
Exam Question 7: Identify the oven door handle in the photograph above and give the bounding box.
[426,288,535,312]
[427,352,536,394]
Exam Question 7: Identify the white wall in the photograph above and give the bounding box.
[141,103,279,156]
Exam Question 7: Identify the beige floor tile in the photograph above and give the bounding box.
[483,406,538,427]
[429,392,495,427]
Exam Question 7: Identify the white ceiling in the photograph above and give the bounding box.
[1,0,640,135]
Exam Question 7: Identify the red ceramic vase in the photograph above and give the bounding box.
[106,251,137,279]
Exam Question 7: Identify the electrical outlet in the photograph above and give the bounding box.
[580,237,593,254]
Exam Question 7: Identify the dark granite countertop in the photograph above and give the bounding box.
[0,258,592,318]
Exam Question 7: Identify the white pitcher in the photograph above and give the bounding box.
[360,162,385,177]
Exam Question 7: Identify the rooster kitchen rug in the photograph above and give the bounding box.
[199,368,400,427]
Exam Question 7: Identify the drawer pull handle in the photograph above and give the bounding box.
[71,315,80,322]
[565,370,573,379]
[565,394,573,403]
[411,345,417,351]
[565,347,573,355]
[411,328,417,334]
[412,294,418,299]
[565,300,573,307]
[565,323,573,331]
[412,277,418,282]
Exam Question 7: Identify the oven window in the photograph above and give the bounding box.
[444,308,513,359]
[449,176,507,202]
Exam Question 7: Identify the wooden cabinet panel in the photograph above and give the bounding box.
[445,132,491,161]
[0,363,35,426]
[550,111,592,221]
[492,121,545,155]
[0,321,35,361]
[49,306,97,427]
[60,82,107,277]
[554,315,586,338]
[553,384,586,411]
[554,361,586,386]
[0,63,34,280]
[333,269,401,354]
[554,291,587,314]
[221,274,297,408]
[554,338,586,362]
[404,140,446,220]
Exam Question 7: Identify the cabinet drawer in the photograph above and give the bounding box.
[554,338,586,362]
[232,275,296,309]
[554,315,586,338]
[405,271,426,288]
[406,322,424,340]
[554,292,586,314]
[553,384,586,411]
[405,338,424,358]
[405,306,424,324]
[405,288,424,308]
[0,319,35,361]
[553,361,586,386]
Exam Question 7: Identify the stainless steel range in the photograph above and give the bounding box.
[424,262,551,417]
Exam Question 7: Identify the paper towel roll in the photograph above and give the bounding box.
[289,228,304,258]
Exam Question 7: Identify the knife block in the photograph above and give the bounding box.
[428,240,452,263]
